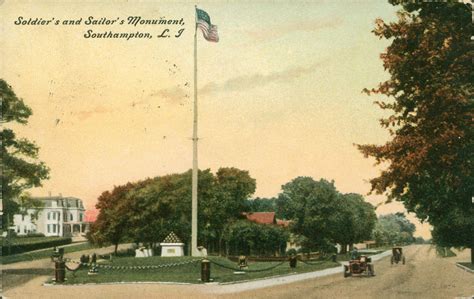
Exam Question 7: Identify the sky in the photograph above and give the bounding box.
[1,0,432,238]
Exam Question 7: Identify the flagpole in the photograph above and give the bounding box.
[191,5,199,257]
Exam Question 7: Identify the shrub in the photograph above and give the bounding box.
[224,220,288,256]
[1,237,72,255]
[16,232,46,238]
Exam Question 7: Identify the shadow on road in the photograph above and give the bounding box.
[3,268,52,291]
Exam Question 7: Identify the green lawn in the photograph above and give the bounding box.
[436,246,457,257]
[1,242,95,265]
[458,262,474,271]
[59,256,339,285]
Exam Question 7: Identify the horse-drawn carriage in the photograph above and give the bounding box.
[391,247,405,265]
[343,255,375,277]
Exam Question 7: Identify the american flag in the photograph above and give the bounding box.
[196,8,219,42]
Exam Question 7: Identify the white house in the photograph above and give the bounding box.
[13,195,87,237]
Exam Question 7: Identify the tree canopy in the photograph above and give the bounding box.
[276,177,377,253]
[224,220,288,256]
[357,2,473,259]
[1,79,49,225]
[89,167,256,254]
[372,213,416,246]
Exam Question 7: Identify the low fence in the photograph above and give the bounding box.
[49,251,337,284]
[227,252,329,262]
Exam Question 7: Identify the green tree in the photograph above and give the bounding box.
[332,193,377,253]
[245,197,277,213]
[17,193,44,224]
[373,213,416,246]
[1,79,49,228]
[89,182,138,253]
[277,177,341,252]
[224,220,288,256]
[206,167,256,254]
[90,167,256,255]
[357,2,473,262]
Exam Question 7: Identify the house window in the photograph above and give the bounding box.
[47,212,50,220]
[21,214,25,221]
[79,213,83,222]
[53,224,56,233]
[47,224,50,233]
[17,226,20,233]
[70,214,73,222]
[24,226,27,233]
[58,212,61,221]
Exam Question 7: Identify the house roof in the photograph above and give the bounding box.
[84,209,99,223]
[276,219,291,227]
[32,196,84,209]
[244,212,276,225]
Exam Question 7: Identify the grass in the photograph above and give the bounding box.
[59,256,340,285]
[1,242,95,265]
[436,246,457,258]
[458,262,474,270]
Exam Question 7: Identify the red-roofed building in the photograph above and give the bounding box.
[243,212,301,252]
[276,219,291,227]
[244,212,277,225]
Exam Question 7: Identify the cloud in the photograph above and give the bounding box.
[245,18,343,43]
[150,85,190,103]
[75,105,114,120]
[146,62,323,101]
[200,62,323,95]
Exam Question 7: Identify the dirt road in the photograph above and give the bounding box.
[3,245,473,299]
[225,245,473,299]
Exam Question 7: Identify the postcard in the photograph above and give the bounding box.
[1,1,472,298]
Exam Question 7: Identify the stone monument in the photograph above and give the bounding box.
[160,232,184,257]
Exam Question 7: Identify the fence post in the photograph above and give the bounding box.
[55,261,66,283]
[289,255,297,268]
[201,259,210,282]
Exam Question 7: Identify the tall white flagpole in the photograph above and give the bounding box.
[191,5,199,257]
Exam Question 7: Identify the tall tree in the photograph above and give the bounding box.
[357,2,473,262]
[277,177,341,252]
[204,167,256,254]
[90,167,256,255]
[1,79,49,228]
[332,193,377,253]
[89,182,138,253]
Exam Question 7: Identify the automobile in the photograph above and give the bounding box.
[391,247,406,265]
[343,255,375,277]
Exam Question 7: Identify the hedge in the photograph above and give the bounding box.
[1,237,72,255]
